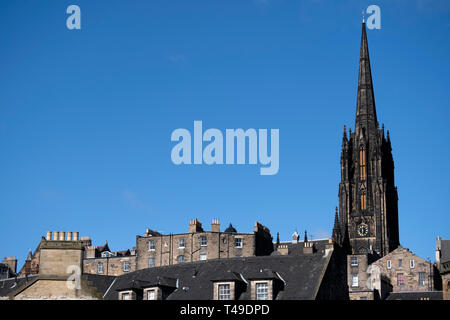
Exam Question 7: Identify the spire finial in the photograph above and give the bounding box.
[362,10,365,23]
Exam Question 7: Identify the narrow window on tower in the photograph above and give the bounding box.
[360,192,367,210]
[359,147,366,181]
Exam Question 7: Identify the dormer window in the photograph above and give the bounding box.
[119,290,135,300]
[218,284,231,300]
[101,251,112,258]
[255,282,269,300]
[212,281,236,300]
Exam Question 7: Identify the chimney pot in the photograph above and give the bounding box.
[46,231,52,241]
[59,232,65,241]
[53,232,59,241]
[67,232,73,241]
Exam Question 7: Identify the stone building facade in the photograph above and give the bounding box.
[347,246,436,300]
[136,219,273,270]
[83,242,137,276]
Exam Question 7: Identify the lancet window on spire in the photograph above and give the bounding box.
[360,191,367,210]
[359,147,366,181]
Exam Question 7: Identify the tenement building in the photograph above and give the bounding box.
[135,219,274,270]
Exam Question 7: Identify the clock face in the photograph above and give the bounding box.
[358,223,369,236]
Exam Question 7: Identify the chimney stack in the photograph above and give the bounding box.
[189,219,203,233]
[211,218,220,233]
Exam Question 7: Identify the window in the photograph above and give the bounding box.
[235,238,243,248]
[218,284,231,300]
[97,262,104,274]
[177,255,185,263]
[148,257,155,268]
[398,259,403,268]
[387,260,392,269]
[101,251,112,258]
[148,240,155,251]
[397,273,404,286]
[359,148,366,181]
[147,290,156,300]
[360,192,367,210]
[201,236,207,247]
[351,257,358,266]
[179,238,185,248]
[351,274,359,287]
[410,260,415,269]
[418,272,426,286]
[123,261,130,272]
[200,253,207,261]
[256,282,269,300]
[360,297,368,300]
[122,292,131,300]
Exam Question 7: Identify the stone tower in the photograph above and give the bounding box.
[333,22,399,257]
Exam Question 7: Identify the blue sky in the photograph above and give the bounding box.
[0,0,449,267]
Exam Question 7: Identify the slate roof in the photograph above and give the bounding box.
[0,274,115,299]
[104,248,333,300]
[440,239,450,263]
[0,274,39,298]
[386,291,443,300]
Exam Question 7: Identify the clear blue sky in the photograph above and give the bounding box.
[1,0,449,268]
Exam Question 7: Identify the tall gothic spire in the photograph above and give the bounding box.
[355,22,378,137]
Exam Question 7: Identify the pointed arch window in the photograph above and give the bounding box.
[359,147,366,181]
[360,191,367,210]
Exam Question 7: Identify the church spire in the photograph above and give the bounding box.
[355,22,378,137]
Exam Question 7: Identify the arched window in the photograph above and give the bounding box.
[360,192,367,210]
[359,147,366,181]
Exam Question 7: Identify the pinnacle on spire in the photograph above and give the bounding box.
[304,230,308,243]
[26,250,32,261]
[355,21,378,137]
[343,125,347,141]
[332,207,342,244]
